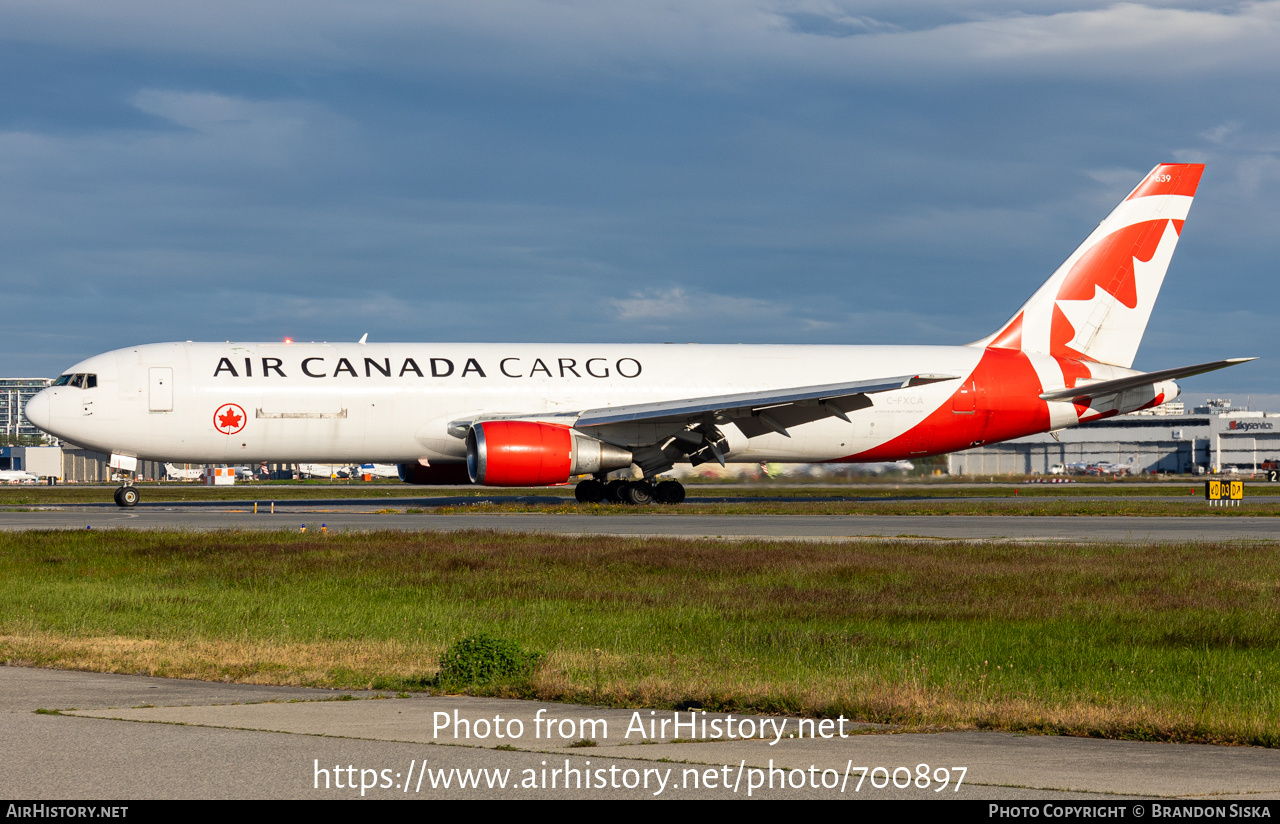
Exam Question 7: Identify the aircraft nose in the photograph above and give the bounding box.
[24,389,51,431]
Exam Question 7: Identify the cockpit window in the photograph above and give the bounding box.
[53,373,96,388]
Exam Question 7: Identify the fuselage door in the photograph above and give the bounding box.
[149,367,173,412]
[947,377,990,448]
[952,379,977,413]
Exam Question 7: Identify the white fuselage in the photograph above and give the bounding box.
[25,337,1180,475]
[29,340,1006,465]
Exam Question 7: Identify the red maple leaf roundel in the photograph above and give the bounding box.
[214,403,247,435]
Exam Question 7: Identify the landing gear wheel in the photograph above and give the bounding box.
[115,486,139,507]
[621,481,654,506]
[654,480,686,504]
[575,479,606,503]
[604,480,627,503]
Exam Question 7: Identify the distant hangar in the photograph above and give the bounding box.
[948,399,1279,476]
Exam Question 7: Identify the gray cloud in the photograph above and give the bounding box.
[0,2,1276,404]
[4,2,1280,82]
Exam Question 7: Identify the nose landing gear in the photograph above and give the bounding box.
[108,454,141,507]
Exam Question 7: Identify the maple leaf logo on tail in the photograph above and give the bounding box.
[979,163,1203,371]
[1050,217,1175,364]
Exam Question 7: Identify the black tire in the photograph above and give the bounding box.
[112,487,124,506]
[575,479,605,503]
[117,486,139,507]
[654,480,686,504]
[621,481,654,506]
[604,480,627,503]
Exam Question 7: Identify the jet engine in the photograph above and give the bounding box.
[466,421,633,486]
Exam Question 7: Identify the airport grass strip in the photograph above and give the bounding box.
[1,530,1278,746]
[3,486,1280,517]
[0,480,1262,507]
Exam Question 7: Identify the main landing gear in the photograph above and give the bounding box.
[574,478,686,506]
[113,485,139,507]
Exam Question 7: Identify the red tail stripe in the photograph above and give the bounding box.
[1125,163,1203,201]
[987,312,1024,351]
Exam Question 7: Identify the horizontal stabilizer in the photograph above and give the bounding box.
[1038,358,1255,403]
[575,373,957,428]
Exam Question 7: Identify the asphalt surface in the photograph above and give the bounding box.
[5,666,1279,800]
[0,500,1278,541]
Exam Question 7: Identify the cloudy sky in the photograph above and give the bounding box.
[2,1,1277,405]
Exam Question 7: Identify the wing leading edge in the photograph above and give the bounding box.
[573,373,957,432]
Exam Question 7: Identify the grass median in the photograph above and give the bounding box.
[3,482,1279,516]
[2,529,1277,746]
[0,479,1258,506]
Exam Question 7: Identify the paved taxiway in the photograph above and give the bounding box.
[0,499,1278,541]
[5,666,1280,800]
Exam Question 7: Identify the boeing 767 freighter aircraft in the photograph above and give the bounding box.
[24,163,1253,506]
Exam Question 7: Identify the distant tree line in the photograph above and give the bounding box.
[0,434,53,447]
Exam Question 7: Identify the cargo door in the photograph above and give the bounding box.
[149,367,173,412]
[908,424,935,455]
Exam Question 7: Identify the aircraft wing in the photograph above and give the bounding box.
[573,373,957,430]
[1037,358,1255,403]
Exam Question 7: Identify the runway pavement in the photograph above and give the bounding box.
[5,666,1279,800]
[0,500,1278,541]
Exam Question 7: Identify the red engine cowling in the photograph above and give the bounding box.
[467,421,572,486]
[466,421,633,486]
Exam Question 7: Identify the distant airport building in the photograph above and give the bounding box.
[0,445,69,477]
[1,442,298,483]
[948,399,1280,475]
[0,445,166,482]
[56,447,166,483]
[0,378,53,439]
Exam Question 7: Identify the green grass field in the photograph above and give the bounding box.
[2,529,1277,746]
